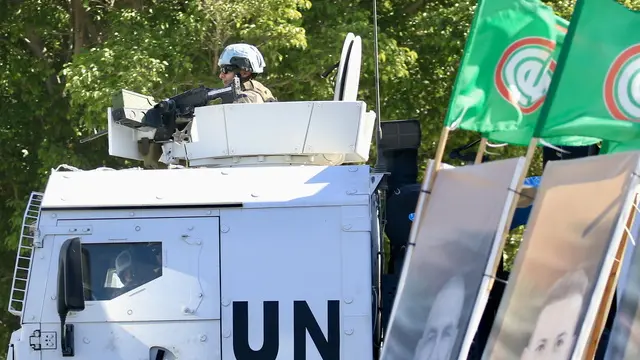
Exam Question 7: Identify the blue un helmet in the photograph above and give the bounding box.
[218,43,266,75]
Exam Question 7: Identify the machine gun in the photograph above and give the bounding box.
[109,76,242,142]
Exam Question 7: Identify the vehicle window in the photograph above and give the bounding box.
[80,242,162,301]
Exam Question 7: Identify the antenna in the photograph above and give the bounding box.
[372,0,385,173]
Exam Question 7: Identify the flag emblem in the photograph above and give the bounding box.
[495,37,557,114]
[604,44,640,121]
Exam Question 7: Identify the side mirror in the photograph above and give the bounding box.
[57,237,85,357]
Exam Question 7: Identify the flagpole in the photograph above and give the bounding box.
[416,125,451,206]
[530,0,633,355]
[483,136,539,286]
[426,0,488,184]
[432,127,450,174]
[474,0,572,329]
[380,125,450,360]
[493,0,585,293]
[475,137,488,164]
[583,195,636,359]
[584,234,629,359]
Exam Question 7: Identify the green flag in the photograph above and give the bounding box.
[483,15,598,146]
[600,138,640,155]
[533,0,640,144]
[443,0,596,146]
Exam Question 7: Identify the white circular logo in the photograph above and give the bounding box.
[495,38,557,114]
[604,44,640,121]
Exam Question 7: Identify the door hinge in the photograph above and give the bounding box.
[29,329,57,351]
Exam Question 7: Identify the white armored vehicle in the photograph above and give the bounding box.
[5,33,421,359]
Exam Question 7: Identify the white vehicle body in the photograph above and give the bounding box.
[8,163,379,360]
[5,33,407,360]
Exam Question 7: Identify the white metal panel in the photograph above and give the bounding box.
[7,325,41,360]
[160,141,187,165]
[40,321,221,360]
[40,165,372,209]
[39,217,220,324]
[219,206,372,359]
[342,316,373,359]
[185,104,230,158]
[174,100,374,166]
[40,208,221,222]
[346,110,376,163]
[223,102,313,155]
[340,205,372,318]
[187,154,348,167]
[304,102,365,156]
[369,173,384,194]
[107,107,155,161]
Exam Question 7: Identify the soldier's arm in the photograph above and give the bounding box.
[234,92,262,104]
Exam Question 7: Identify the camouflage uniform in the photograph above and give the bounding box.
[235,79,277,104]
[139,139,167,169]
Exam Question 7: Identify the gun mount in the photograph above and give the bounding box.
[109,98,377,168]
[107,34,377,168]
[110,76,242,143]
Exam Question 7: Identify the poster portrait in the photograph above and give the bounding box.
[381,157,526,360]
[482,152,640,360]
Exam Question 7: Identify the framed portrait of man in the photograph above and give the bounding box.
[382,157,526,360]
[482,152,640,360]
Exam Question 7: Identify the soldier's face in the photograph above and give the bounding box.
[219,68,252,86]
[219,70,235,86]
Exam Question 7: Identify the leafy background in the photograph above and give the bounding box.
[1,0,638,356]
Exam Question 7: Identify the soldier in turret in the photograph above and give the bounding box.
[139,43,276,169]
[218,43,277,104]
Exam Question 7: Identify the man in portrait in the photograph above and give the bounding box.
[413,275,466,360]
[521,269,589,360]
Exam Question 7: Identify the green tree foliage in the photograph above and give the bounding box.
[2,0,638,356]
[0,0,311,353]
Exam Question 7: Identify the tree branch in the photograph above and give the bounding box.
[71,0,86,55]
[85,14,99,45]
[23,30,58,95]
[114,0,143,10]
[23,29,45,59]
[402,0,427,16]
